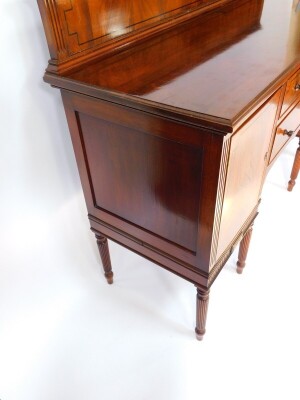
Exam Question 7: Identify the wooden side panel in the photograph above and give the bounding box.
[214,91,281,262]
[61,90,223,272]
[78,113,203,252]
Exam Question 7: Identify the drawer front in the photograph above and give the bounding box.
[281,69,300,116]
[271,101,300,162]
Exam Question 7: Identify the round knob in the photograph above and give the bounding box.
[283,129,294,137]
[295,83,300,91]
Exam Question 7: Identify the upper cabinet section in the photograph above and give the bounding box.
[37,0,222,73]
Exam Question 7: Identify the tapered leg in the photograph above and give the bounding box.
[95,234,114,284]
[195,288,210,341]
[287,136,300,192]
[236,226,253,274]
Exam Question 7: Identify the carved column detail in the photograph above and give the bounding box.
[195,288,210,341]
[287,136,300,192]
[236,226,253,274]
[95,234,114,284]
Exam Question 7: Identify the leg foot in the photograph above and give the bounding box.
[195,288,210,341]
[287,137,300,192]
[95,234,114,284]
[236,226,253,274]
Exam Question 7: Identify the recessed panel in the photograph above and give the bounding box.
[78,113,203,252]
[62,0,218,51]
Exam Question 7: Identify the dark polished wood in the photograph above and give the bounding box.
[236,226,254,274]
[37,0,228,74]
[288,134,300,192]
[38,0,300,340]
[65,0,299,128]
[195,288,210,341]
[95,234,114,285]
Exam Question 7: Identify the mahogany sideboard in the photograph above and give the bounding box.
[38,0,300,340]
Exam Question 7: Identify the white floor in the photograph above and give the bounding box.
[0,140,299,400]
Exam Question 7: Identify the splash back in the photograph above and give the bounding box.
[38,0,223,72]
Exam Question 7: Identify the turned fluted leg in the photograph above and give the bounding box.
[95,234,114,284]
[236,226,253,274]
[195,288,210,341]
[287,136,300,192]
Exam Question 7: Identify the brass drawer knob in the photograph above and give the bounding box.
[283,129,294,137]
[295,83,300,91]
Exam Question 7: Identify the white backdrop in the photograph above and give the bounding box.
[1,1,300,400]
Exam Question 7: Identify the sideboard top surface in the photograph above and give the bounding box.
[64,0,300,125]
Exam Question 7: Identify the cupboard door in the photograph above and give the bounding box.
[215,91,281,262]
